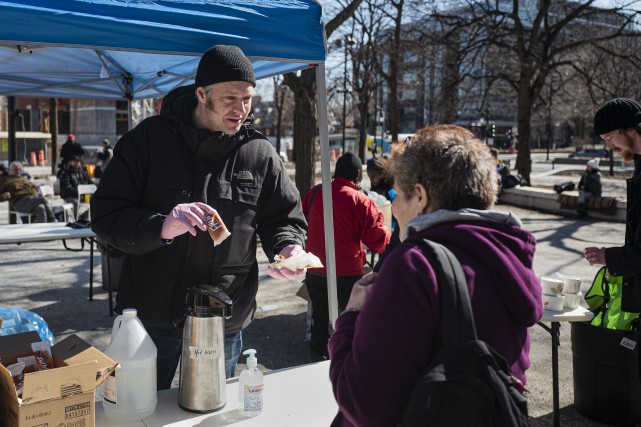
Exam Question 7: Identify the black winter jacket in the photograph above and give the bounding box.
[58,167,93,199]
[605,154,641,312]
[578,169,602,197]
[91,85,307,331]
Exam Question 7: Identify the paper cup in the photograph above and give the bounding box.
[556,272,582,294]
[543,294,565,311]
[563,291,583,309]
[541,276,564,296]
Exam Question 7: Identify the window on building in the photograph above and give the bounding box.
[403,52,418,63]
[403,71,417,83]
[401,89,417,101]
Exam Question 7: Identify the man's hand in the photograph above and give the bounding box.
[265,244,305,280]
[1,192,10,201]
[161,203,217,240]
[584,246,606,265]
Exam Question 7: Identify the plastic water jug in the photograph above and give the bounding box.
[102,308,157,422]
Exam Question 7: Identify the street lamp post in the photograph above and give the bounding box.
[341,35,355,154]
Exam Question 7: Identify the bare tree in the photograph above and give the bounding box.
[283,0,364,197]
[369,0,405,143]
[351,0,385,162]
[434,0,641,183]
[272,75,290,157]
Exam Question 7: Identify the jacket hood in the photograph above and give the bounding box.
[406,208,541,327]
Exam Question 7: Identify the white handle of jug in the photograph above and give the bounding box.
[109,315,124,346]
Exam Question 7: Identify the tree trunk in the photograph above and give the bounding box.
[358,94,369,164]
[515,94,532,184]
[275,91,284,157]
[389,76,399,142]
[284,68,317,197]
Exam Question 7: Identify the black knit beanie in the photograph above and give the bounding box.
[334,152,363,182]
[594,98,641,135]
[195,45,256,88]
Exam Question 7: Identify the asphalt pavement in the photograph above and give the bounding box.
[0,158,631,426]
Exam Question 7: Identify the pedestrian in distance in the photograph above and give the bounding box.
[95,138,113,178]
[59,134,84,170]
[91,45,307,389]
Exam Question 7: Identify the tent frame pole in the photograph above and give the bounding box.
[315,64,339,327]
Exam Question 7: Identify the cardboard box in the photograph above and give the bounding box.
[0,333,117,427]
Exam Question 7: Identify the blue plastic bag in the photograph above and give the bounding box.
[0,307,54,345]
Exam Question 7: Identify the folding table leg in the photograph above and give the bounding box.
[89,237,94,301]
[537,321,561,427]
[107,250,113,316]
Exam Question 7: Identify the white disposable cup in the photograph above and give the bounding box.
[564,292,583,309]
[541,276,564,296]
[543,294,565,311]
[561,278,582,294]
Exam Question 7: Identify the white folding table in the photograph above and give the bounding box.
[95,360,337,426]
[538,305,594,427]
[0,222,100,304]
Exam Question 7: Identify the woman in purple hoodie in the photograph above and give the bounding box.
[328,125,543,427]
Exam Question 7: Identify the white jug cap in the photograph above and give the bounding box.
[123,308,138,317]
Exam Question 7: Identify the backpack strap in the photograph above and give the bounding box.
[307,184,322,213]
[420,239,477,345]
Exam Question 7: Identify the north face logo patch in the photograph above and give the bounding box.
[235,170,254,181]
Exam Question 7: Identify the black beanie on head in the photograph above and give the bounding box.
[195,45,256,88]
[594,98,641,135]
[334,152,363,182]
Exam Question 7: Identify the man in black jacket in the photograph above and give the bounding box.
[58,154,94,219]
[584,98,641,381]
[91,45,307,389]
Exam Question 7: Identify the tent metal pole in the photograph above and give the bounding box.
[8,96,16,163]
[315,64,339,327]
[127,100,133,130]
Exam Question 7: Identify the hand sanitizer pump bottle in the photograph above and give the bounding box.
[238,349,263,416]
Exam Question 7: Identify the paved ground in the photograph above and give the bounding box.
[0,159,633,426]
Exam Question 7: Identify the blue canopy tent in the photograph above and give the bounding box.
[0,0,342,325]
[0,0,325,99]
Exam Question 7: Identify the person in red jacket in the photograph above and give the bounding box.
[303,152,390,361]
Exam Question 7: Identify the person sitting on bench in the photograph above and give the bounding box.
[577,158,602,216]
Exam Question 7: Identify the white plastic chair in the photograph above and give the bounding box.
[8,204,32,223]
[40,184,74,222]
[77,184,97,220]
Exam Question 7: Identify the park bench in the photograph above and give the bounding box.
[552,157,624,169]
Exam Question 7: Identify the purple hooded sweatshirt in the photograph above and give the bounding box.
[328,209,543,427]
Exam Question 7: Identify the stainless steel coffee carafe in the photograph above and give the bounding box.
[179,285,233,413]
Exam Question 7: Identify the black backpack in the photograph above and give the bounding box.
[400,240,530,427]
[553,181,575,194]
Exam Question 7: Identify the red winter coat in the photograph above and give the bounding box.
[302,177,390,276]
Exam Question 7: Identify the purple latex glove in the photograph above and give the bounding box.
[161,202,217,240]
[265,244,306,280]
